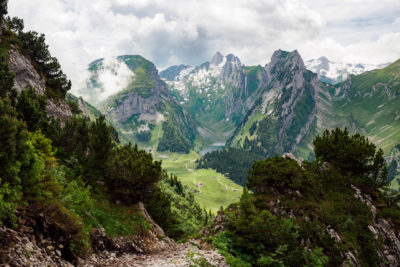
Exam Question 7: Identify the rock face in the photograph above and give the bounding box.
[351,185,400,266]
[160,64,193,82]
[78,96,90,118]
[7,47,72,121]
[79,55,197,151]
[103,55,171,125]
[161,51,263,142]
[8,48,46,94]
[0,225,74,267]
[227,49,319,156]
[105,91,166,124]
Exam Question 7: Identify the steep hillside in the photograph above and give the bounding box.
[78,55,197,153]
[0,9,214,266]
[0,17,73,121]
[227,50,320,157]
[161,52,264,145]
[200,50,400,185]
[205,129,400,266]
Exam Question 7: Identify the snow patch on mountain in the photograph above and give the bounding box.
[162,52,241,100]
[306,57,389,84]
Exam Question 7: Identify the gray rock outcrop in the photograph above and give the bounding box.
[8,48,46,94]
[7,47,72,121]
[351,185,400,266]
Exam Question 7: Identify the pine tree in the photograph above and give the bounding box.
[0,55,16,103]
[0,0,8,16]
[204,208,208,226]
[16,87,48,132]
[0,98,28,220]
[87,115,113,180]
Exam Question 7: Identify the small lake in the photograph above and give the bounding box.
[199,142,225,156]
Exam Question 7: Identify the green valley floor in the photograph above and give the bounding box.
[156,151,243,212]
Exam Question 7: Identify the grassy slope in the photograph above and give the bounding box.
[157,151,243,212]
[231,109,265,147]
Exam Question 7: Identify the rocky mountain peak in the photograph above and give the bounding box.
[318,56,329,62]
[210,51,224,66]
[225,54,242,68]
[267,49,306,76]
[160,64,192,81]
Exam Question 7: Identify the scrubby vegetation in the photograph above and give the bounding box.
[0,7,205,263]
[158,118,192,153]
[207,128,400,266]
[197,148,263,186]
[6,16,71,99]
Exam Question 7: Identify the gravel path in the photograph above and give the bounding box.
[83,241,228,267]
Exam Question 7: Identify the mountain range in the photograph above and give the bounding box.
[76,50,400,185]
[305,56,390,84]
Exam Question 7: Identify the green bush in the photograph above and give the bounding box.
[0,0,8,16]
[136,130,151,142]
[247,155,306,194]
[105,144,162,204]
[313,128,387,185]
[157,119,191,153]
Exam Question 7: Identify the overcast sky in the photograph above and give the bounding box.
[8,0,400,91]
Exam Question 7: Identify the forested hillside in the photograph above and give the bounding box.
[205,129,400,266]
[0,5,206,265]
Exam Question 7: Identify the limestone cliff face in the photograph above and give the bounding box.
[6,45,72,121]
[105,90,166,124]
[228,49,319,156]
[77,96,90,118]
[351,185,400,266]
[103,57,172,125]
[161,52,264,142]
[265,50,318,152]
[8,48,46,94]
[81,55,197,149]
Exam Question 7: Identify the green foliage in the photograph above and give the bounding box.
[247,156,306,194]
[87,115,114,180]
[0,0,7,15]
[145,172,204,240]
[6,16,24,33]
[0,178,20,223]
[136,130,151,142]
[158,119,192,153]
[205,129,395,266]
[387,159,398,182]
[213,198,308,266]
[0,54,16,101]
[313,128,388,186]
[57,171,93,219]
[105,143,162,204]
[15,26,71,98]
[23,130,60,201]
[197,148,263,186]
[16,87,48,132]
[0,98,27,221]
[186,250,215,267]
[124,67,155,98]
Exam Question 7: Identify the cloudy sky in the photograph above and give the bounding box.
[8,0,400,91]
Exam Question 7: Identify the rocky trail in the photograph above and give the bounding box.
[82,240,228,267]
[0,203,228,267]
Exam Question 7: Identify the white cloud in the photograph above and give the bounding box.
[74,57,134,106]
[7,0,400,92]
